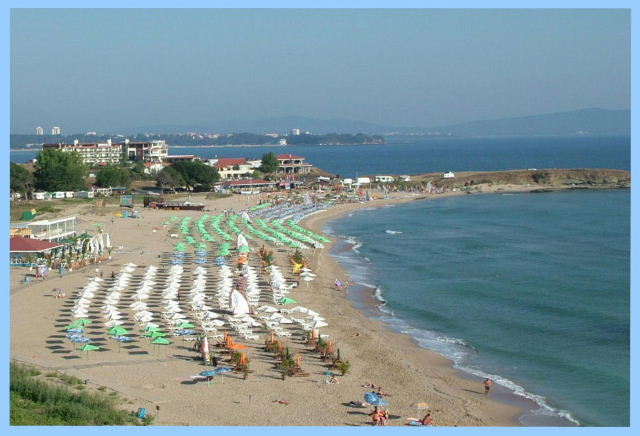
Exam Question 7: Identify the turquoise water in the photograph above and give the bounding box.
[326,190,629,426]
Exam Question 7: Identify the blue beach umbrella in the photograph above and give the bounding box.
[199,370,217,377]
[364,392,388,407]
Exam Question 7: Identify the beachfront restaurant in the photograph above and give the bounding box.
[10,237,62,265]
[24,216,77,242]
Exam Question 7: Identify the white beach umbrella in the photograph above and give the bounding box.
[105,320,124,327]
[313,320,328,329]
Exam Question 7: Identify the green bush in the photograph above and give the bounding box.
[10,362,140,426]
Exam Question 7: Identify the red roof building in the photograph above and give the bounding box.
[214,158,252,179]
[276,154,312,175]
[10,237,62,253]
[214,158,247,168]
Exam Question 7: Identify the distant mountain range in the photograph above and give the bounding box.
[429,108,630,137]
[121,108,629,137]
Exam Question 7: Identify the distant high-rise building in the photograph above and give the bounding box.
[291,128,301,136]
[35,126,44,135]
[51,126,61,135]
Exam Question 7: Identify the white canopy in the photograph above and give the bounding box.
[230,290,250,316]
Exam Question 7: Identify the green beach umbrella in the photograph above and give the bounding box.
[75,318,92,325]
[238,245,250,253]
[109,326,129,336]
[179,322,195,328]
[278,297,297,305]
[151,337,171,345]
[79,344,100,358]
[150,331,167,338]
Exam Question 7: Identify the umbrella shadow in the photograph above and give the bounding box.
[62,355,81,360]
[128,351,149,355]
[347,411,369,416]
[46,340,65,344]
[52,350,72,354]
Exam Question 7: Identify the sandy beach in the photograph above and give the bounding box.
[10,185,589,426]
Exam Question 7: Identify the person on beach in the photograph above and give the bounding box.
[334,279,343,291]
[380,409,389,426]
[483,378,493,395]
[369,406,381,426]
[420,413,434,426]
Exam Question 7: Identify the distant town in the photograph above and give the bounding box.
[11,127,384,150]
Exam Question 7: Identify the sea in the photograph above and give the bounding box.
[325,189,630,427]
[10,135,630,175]
[11,135,630,426]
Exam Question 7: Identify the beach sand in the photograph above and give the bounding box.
[10,188,537,426]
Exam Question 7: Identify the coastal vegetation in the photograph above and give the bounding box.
[10,362,142,426]
[95,166,133,188]
[33,148,86,191]
[260,152,279,174]
[159,160,220,192]
[10,162,33,198]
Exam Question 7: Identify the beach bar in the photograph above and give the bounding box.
[23,216,77,242]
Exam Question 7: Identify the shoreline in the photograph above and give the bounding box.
[298,188,589,427]
[9,184,621,426]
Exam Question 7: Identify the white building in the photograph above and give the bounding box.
[51,126,61,135]
[246,159,262,169]
[43,139,123,166]
[279,138,288,145]
[375,175,395,183]
[26,216,77,242]
[73,191,94,199]
[443,172,455,179]
[35,126,44,135]
[291,128,301,136]
[214,158,253,179]
[126,140,169,162]
[398,175,411,182]
[143,162,170,174]
[357,177,371,185]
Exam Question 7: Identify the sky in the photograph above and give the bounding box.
[10,8,631,134]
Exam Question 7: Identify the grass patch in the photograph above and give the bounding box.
[10,362,141,426]
[51,372,83,386]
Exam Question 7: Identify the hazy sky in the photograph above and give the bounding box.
[11,8,630,133]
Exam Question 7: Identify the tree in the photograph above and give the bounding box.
[156,166,185,192]
[130,161,146,179]
[34,149,87,191]
[172,161,219,191]
[96,166,132,188]
[10,162,33,197]
[260,152,279,174]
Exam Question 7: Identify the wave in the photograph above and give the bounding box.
[383,314,580,426]
[458,366,580,426]
[373,285,386,304]
[385,230,403,235]
[327,227,580,427]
